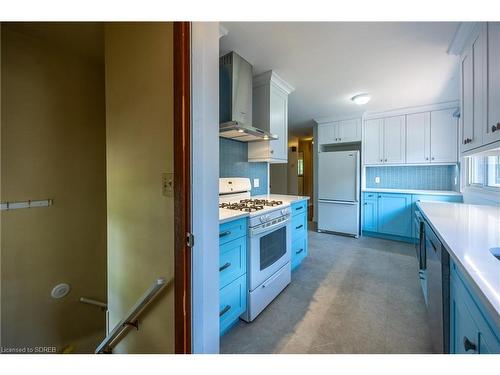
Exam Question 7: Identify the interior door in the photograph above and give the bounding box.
[105,22,177,354]
[406,112,430,163]
[318,151,358,201]
[383,115,406,164]
[430,109,458,163]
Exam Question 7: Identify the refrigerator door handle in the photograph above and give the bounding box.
[319,200,358,205]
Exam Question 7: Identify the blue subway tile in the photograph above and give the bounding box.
[366,165,455,190]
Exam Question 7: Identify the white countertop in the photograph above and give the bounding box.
[363,188,462,196]
[219,194,310,224]
[417,201,500,323]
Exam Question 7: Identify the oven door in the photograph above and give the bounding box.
[248,220,291,291]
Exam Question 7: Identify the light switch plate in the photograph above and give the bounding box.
[253,178,260,188]
[375,176,380,184]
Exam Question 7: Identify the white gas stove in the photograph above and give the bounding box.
[219,178,292,322]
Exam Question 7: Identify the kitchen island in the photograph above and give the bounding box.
[417,201,499,353]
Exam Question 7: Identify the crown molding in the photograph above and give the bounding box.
[253,70,295,94]
[364,101,460,120]
[313,111,365,124]
[447,22,478,55]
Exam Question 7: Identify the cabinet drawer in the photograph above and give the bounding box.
[219,217,247,246]
[292,212,307,241]
[219,236,247,289]
[291,234,307,270]
[220,274,247,335]
[291,200,307,216]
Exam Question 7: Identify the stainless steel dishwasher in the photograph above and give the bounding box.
[425,221,450,354]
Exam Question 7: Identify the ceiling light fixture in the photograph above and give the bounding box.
[351,93,371,105]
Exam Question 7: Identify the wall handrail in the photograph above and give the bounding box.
[95,277,168,354]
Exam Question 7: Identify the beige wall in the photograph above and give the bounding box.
[104,23,175,354]
[1,26,107,350]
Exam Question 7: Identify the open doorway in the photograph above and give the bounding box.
[1,22,191,354]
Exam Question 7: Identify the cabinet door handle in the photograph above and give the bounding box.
[296,224,304,230]
[378,195,382,198]
[295,206,303,211]
[431,157,435,160]
[219,305,231,317]
[219,262,231,272]
[496,122,500,130]
[270,150,274,154]
[492,125,498,133]
[425,157,429,161]
[339,138,341,141]
[380,159,383,162]
[463,336,477,352]
[295,248,304,255]
[219,231,231,238]
[384,159,387,162]
[363,202,367,205]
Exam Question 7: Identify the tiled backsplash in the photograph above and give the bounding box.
[365,165,459,191]
[219,138,268,195]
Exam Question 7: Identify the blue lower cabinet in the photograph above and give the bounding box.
[219,236,246,289]
[219,274,247,335]
[377,193,412,237]
[450,261,500,354]
[362,191,463,243]
[219,218,248,336]
[362,194,378,232]
[291,200,308,270]
[292,234,308,270]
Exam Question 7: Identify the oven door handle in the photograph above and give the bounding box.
[250,218,289,237]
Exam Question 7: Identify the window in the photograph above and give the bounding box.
[466,154,500,189]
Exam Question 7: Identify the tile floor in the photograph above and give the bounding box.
[220,227,434,354]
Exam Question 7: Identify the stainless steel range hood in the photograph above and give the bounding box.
[219,51,278,142]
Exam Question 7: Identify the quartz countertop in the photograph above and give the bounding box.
[219,194,310,223]
[417,201,500,324]
[363,188,462,196]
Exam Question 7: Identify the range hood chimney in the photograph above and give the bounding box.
[219,51,278,142]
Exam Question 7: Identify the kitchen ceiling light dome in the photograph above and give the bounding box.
[351,93,371,105]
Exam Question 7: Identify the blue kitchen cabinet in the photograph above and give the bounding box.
[291,200,308,270]
[219,217,247,335]
[362,193,378,232]
[377,193,413,237]
[362,191,463,242]
[450,260,500,354]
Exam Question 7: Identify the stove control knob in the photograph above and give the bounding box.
[260,215,268,223]
[281,208,289,216]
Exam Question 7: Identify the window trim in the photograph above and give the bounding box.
[464,155,500,191]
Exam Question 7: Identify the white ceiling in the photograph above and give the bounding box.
[220,22,460,137]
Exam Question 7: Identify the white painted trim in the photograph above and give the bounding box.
[460,139,500,157]
[447,22,478,56]
[364,101,460,120]
[218,24,228,39]
[314,111,365,124]
[191,22,220,354]
[253,70,295,94]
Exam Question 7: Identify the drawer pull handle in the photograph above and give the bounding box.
[219,305,231,317]
[463,336,477,352]
[295,206,303,210]
[219,231,231,238]
[296,248,304,255]
[296,224,304,229]
[219,262,231,272]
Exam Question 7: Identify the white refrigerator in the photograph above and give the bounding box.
[318,150,360,237]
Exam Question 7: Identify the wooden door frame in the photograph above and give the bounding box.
[173,21,191,354]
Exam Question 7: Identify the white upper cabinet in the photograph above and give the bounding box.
[248,71,294,163]
[383,115,406,164]
[458,22,500,154]
[406,112,431,163]
[337,119,362,143]
[430,109,458,163]
[317,118,361,145]
[363,119,383,165]
[486,22,500,145]
[317,122,337,145]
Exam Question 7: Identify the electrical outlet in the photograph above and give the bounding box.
[253,178,260,188]
[375,176,380,184]
[162,172,174,197]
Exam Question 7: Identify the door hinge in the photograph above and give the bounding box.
[186,232,195,248]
